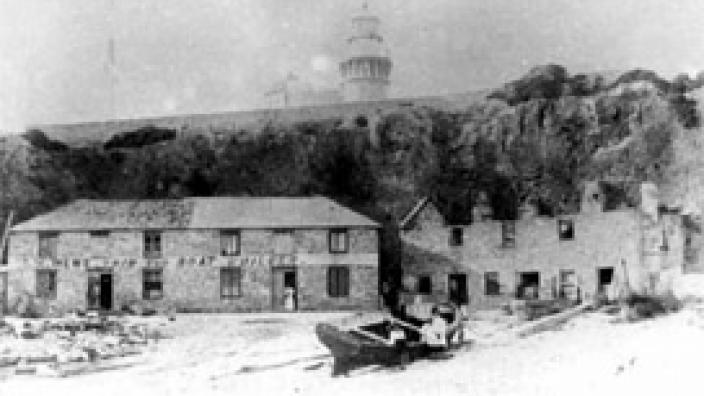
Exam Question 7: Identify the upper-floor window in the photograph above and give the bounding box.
[329,229,349,253]
[143,231,162,259]
[557,219,574,241]
[660,229,669,252]
[501,221,516,248]
[38,232,59,259]
[36,269,57,299]
[220,230,241,256]
[417,275,432,295]
[449,227,463,246]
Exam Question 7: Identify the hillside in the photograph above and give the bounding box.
[2,64,703,296]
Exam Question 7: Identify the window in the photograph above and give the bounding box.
[142,269,163,300]
[557,219,574,240]
[220,267,242,298]
[1,242,7,266]
[38,232,59,259]
[485,272,500,296]
[220,230,241,256]
[143,231,162,259]
[89,230,110,238]
[36,269,57,299]
[660,230,669,252]
[501,221,516,248]
[329,229,348,253]
[417,275,432,294]
[327,266,349,297]
[449,227,463,246]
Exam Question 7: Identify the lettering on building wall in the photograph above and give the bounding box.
[17,254,300,270]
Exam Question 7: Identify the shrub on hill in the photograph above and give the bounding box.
[22,129,69,152]
[103,125,177,149]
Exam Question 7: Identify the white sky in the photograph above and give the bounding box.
[0,0,703,131]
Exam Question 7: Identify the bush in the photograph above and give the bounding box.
[22,129,69,152]
[103,125,177,149]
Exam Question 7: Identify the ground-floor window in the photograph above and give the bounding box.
[327,266,349,297]
[220,267,242,298]
[36,269,57,299]
[142,269,163,300]
[417,275,432,294]
[484,272,500,296]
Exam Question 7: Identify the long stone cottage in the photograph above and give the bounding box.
[1,197,380,314]
[399,182,700,310]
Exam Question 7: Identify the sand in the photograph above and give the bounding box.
[2,307,704,396]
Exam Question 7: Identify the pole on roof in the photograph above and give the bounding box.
[1,210,14,264]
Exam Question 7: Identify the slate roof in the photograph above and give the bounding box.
[11,197,379,232]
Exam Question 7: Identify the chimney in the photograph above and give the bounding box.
[580,181,604,213]
[640,182,659,221]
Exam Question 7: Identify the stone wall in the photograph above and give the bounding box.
[6,227,379,313]
[400,201,669,309]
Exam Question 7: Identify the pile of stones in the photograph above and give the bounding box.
[0,312,170,377]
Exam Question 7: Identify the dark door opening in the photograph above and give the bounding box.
[0,272,7,315]
[87,272,113,311]
[597,267,614,296]
[100,273,113,310]
[448,273,468,306]
[272,267,297,311]
[284,270,297,310]
[517,272,540,299]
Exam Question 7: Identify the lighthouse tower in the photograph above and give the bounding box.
[339,3,392,102]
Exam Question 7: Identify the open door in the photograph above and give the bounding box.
[272,267,297,311]
[87,271,113,311]
[0,272,7,315]
[517,271,540,299]
[597,267,614,299]
[448,273,468,306]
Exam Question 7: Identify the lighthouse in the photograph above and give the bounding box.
[339,3,392,102]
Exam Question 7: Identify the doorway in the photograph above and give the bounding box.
[559,270,578,300]
[447,273,468,306]
[272,267,297,311]
[597,267,614,296]
[0,272,7,315]
[517,271,540,299]
[87,271,113,311]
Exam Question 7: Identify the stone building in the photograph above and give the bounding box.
[2,197,379,314]
[399,183,688,310]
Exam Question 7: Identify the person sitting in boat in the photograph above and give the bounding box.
[388,323,406,346]
[421,306,448,348]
